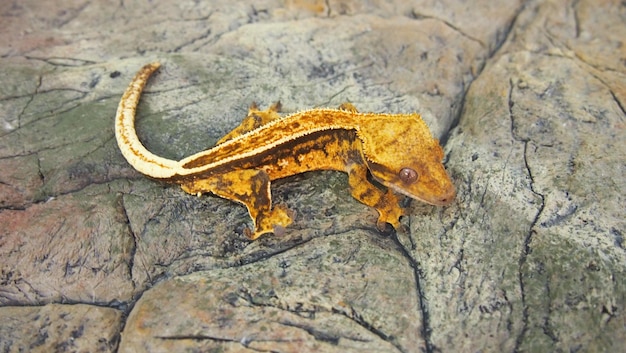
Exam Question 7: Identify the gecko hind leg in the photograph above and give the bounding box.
[338,102,359,113]
[216,102,283,144]
[180,169,293,240]
[347,163,406,232]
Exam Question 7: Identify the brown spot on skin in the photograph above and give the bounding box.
[357,188,376,201]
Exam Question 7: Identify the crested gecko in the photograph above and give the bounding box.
[115,62,455,240]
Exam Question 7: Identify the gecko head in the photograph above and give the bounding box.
[358,114,455,206]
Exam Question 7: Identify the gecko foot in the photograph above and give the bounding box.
[246,204,294,240]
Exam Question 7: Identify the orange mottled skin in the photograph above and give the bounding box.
[115,62,455,240]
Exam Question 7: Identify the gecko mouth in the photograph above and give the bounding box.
[387,183,456,207]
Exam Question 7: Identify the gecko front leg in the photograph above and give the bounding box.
[347,163,405,232]
[180,169,293,240]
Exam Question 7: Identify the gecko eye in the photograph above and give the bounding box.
[399,168,418,184]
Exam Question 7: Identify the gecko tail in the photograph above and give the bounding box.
[115,62,180,179]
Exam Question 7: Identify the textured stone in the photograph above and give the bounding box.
[0,0,624,352]
[0,183,136,305]
[0,304,122,353]
[422,1,626,351]
[120,232,421,352]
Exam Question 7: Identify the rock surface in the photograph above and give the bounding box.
[1,0,624,352]
[0,304,121,352]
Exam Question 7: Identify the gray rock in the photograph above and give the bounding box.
[0,0,623,352]
[0,304,121,352]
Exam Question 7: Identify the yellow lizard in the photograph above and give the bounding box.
[115,62,455,240]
